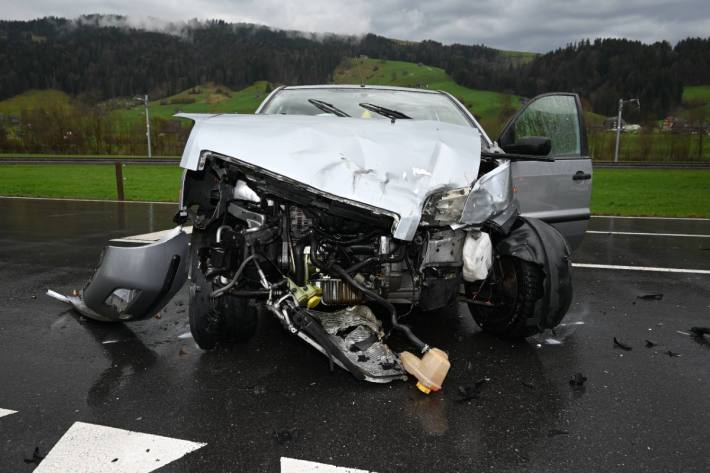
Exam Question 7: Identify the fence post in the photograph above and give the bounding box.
[114,161,125,201]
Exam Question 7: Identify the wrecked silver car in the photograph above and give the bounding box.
[55,86,592,393]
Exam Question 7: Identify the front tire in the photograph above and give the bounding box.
[188,228,258,349]
[467,256,545,339]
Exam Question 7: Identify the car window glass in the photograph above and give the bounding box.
[260,88,471,128]
[513,95,581,156]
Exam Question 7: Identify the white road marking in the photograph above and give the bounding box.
[0,196,177,205]
[0,408,17,418]
[592,215,710,221]
[572,263,710,275]
[34,421,205,473]
[586,230,710,238]
[281,457,373,473]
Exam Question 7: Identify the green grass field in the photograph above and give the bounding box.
[0,89,73,116]
[1,165,708,217]
[590,169,710,217]
[0,164,182,201]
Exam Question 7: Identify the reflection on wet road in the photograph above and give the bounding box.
[1,198,709,472]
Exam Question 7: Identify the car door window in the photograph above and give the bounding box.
[508,95,581,156]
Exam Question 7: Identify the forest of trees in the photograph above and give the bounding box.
[2,16,710,119]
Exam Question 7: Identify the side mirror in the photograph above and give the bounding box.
[500,136,551,156]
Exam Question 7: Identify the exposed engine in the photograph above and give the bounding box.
[180,154,474,314]
[177,153,497,387]
[176,152,571,391]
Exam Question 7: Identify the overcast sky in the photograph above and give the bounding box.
[4,0,710,52]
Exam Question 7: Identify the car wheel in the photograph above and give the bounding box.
[467,255,545,339]
[188,228,258,349]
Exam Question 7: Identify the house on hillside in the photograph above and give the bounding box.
[662,116,686,131]
[604,116,626,130]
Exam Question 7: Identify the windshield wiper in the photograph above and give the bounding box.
[358,102,411,122]
[308,98,349,117]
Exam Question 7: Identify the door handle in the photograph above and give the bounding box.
[573,171,591,181]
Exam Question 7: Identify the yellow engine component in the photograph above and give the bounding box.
[287,279,322,308]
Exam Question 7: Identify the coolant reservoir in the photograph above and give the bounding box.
[400,348,451,394]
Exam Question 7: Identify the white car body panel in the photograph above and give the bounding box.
[178,113,481,240]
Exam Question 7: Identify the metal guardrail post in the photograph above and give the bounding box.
[114,161,125,201]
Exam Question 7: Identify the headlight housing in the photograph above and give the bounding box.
[421,160,513,227]
[421,186,471,226]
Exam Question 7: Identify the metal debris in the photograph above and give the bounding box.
[666,350,681,357]
[613,337,633,351]
[569,373,587,390]
[689,327,710,337]
[637,293,663,301]
[23,447,44,465]
[644,339,659,348]
[548,429,570,437]
[274,428,300,445]
[456,377,490,403]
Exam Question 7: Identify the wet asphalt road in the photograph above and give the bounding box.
[1,197,709,472]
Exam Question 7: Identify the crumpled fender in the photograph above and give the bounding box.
[50,227,189,322]
[496,217,573,329]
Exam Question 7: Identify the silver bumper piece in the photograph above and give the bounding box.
[48,227,189,322]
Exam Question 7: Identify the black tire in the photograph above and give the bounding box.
[468,256,544,339]
[188,228,258,349]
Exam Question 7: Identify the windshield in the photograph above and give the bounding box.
[259,88,472,128]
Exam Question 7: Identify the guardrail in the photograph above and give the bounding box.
[0,156,181,201]
[0,156,180,165]
[593,161,710,169]
[1,156,708,201]
[2,156,708,168]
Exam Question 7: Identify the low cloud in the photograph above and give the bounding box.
[4,0,710,52]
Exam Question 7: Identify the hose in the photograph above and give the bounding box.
[211,254,257,298]
[329,263,429,355]
[309,235,428,354]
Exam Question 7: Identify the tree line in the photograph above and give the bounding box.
[2,17,710,119]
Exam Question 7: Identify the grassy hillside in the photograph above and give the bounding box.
[681,85,710,120]
[333,57,522,134]
[111,81,272,127]
[0,89,73,116]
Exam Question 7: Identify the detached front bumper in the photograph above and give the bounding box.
[50,227,189,322]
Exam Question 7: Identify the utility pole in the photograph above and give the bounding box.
[613,99,623,163]
[135,94,152,158]
[613,98,640,163]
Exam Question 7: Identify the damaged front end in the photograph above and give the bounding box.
[52,112,575,395]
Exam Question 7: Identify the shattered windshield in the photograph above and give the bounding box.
[260,88,472,127]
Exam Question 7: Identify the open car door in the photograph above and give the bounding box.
[498,93,592,251]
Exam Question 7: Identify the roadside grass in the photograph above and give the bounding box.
[1,165,708,218]
[0,164,182,201]
[0,153,180,158]
[591,169,710,217]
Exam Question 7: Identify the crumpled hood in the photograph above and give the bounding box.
[178,113,481,240]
